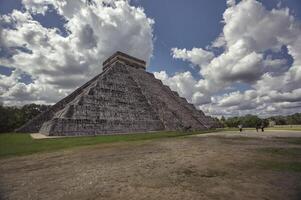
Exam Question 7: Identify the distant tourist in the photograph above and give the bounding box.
[256,125,259,132]
[238,124,243,132]
[183,125,192,132]
[261,123,265,132]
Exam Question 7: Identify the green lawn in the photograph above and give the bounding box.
[2,127,300,159]
[0,130,214,159]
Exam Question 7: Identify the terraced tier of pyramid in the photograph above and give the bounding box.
[16,52,219,136]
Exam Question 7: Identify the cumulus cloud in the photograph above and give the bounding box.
[155,71,196,102]
[171,47,214,68]
[226,0,236,7]
[217,90,257,108]
[0,0,154,105]
[156,0,301,117]
[269,89,301,103]
[154,71,211,106]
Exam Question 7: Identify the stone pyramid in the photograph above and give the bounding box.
[17,52,219,136]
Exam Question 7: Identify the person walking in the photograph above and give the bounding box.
[261,123,265,132]
[238,124,243,132]
[256,125,259,132]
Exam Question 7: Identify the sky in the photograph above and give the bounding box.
[0,0,301,117]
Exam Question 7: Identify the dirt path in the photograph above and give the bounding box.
[196,129,301,138]
[1,131,301,200]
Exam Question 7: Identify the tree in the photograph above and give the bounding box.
[241,114,262,127]
[221,116,226,122]
[0,104,51,133]
[224,115,266,128]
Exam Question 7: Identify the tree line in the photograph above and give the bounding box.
[220,113,301,128]
[268,113,301,125]
[0,104,51,133]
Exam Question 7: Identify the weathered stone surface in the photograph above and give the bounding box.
[16,52,220,136]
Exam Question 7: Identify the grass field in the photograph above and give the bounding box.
[0,130,215,159]
[1,127,300,159]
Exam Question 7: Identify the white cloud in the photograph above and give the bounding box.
[226,0,236,7]
[171,47,214,68]
[158,0,301,117]
[269,88,301,103]
[153,71,211,106]
[154,71,196,101]
[0,0,154,105]
[218,90,257,108]
[22,0,52,15]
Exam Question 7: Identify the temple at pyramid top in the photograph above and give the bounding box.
[103,51,146,71]
[16,51,220,136]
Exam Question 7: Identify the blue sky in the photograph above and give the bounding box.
[135,0,300,75]
[132,0,226,75]
[1,0,301,117]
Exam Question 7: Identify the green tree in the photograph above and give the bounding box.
[0,104,51,133]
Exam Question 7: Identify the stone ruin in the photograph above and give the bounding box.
[16,51,220,136]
